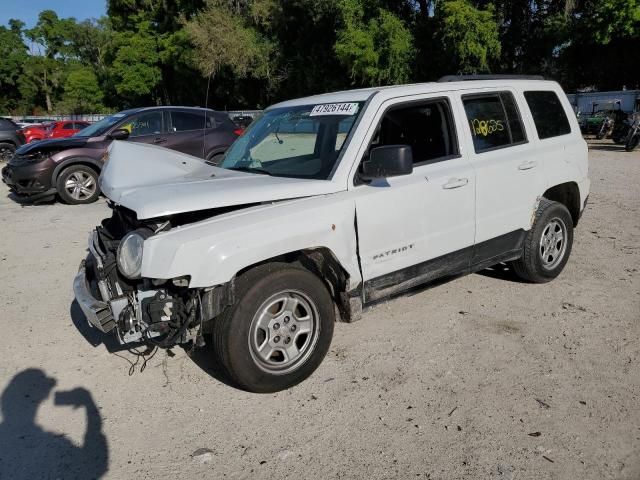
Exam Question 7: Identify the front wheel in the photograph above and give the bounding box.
[56,165,100,204]
[0,142,15,164]
[512,198,574,283]
[626,133,639,152]
[213,263,335,393]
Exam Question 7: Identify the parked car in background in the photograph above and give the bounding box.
[16,117,55,128]
[0,117,26,164]
[231,115,254,133]
[2,106,239,204]
[21,123,53,143]
[46,120,91,139]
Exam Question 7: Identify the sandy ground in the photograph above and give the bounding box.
[0,141,638,480]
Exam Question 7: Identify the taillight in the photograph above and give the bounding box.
[233,128,244,136]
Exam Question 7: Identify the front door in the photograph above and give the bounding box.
[352,96,476,302]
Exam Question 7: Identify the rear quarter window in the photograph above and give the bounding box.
[524,91,572,139]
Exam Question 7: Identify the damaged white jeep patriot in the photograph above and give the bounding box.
[73,75,589,392]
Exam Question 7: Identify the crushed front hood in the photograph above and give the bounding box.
[99,141,343,219]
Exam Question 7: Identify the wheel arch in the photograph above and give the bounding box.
[52,157,102,185]
[543,181,581,227]
[233,247,361,323]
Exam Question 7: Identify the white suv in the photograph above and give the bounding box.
[74,75,590,392]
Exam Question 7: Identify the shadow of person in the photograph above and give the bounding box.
[0,369,108,479]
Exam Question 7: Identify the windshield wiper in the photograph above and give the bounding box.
[227,166,273,176]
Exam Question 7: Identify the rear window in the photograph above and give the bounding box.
[524,91,572,139]
[462,92,527,152]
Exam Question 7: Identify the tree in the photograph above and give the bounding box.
[335,0,414,86]
[109,19,162,104]
[0,20,29,113]
[433,0,501,75]
[60,67,104,113]
[24,10,75,111]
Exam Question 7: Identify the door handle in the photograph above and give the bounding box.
[518,160,537,170]
[153,137,167,144]
[442,177,469,189]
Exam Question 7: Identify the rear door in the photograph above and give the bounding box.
[455,89,546,254]
[165,109,208,157]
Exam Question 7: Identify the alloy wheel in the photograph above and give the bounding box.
[539,217,568,270]
[64,171,96,201]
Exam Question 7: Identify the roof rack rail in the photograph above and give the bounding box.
[437,74,545,82]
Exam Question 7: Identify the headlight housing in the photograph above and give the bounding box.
[117,229,151,279]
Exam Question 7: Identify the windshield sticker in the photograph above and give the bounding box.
[310,103,359,116]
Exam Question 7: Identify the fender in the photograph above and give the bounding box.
[141,191,362,289]
[52,156,103,185]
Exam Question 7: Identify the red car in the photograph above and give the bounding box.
[21,123,52,143]
[46,121,91,139]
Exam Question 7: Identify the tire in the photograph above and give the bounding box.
[213,263,335,393]
[208,153,224,166]
[511,198,574,283]
[625,133,639,152]
[0,142,15,164]
[56,165,100,204]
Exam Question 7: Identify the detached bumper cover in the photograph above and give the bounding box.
[73,259,116,333]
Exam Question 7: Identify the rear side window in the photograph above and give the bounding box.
[171,111,205,132]
[524,91,571,139]
[63,123,75,130]
[463,92,526,152]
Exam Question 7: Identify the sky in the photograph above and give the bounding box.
[0,0,106,28]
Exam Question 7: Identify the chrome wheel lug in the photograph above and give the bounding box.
[284,316,290,324]
[284,337,291,344]
[273,323,280,330]
[274,335,281,343]
[290,324,296,332]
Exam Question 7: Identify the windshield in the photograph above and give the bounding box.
[74,113,128,137]
[220,102,364,179]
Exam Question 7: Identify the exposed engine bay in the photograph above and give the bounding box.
[77,203,234,347]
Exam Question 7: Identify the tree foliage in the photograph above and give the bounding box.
[0,0,638,115]
[435,0,501,74]
[335,0,414,85]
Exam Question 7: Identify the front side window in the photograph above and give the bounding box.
[463,92,526,152]
[220,102,364,179]
[171,111,206,132]
[366,99,458,166]
[63,123,74,130]
[120,111,163,137]
[524,91,571,139]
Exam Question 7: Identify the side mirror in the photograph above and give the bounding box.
[361,145,413,181]
[109,128,130,140]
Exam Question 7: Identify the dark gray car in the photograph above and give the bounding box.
[2,106,239,204]
[0,118,26,164]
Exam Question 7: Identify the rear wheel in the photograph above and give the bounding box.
[0,142,15,164]
[213,263,335,393]
[626,133,639,152]
[56,165,100,204]
[208,153,224,166]
[512,198,574,283]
